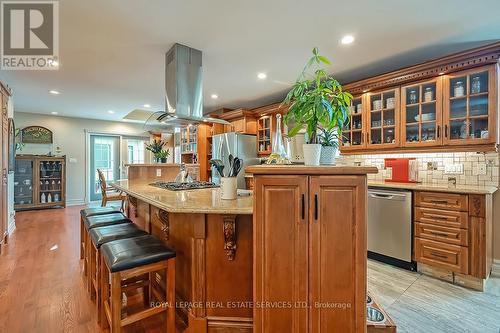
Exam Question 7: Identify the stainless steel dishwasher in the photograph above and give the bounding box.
[368,187,415,270]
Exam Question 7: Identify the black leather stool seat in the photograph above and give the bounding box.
[80,207,122,218]
[101,235,176,273]
[89,223,148,249]
[84,213,130,230]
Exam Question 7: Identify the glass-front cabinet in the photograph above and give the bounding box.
[14,155,66,211]
[366,88,400,148]
[257,115,272,155]
[401,78,442,147]
[342,96,365,149]
[443,66,496,145]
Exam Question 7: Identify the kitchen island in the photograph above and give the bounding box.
[112,179,254,332]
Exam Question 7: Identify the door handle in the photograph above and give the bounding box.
[301,194,305,220]
[444,125,449,138]
[314,194,318,221]
[437,125,441,138]
[430,252,448,259]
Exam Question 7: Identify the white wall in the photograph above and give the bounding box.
[14,112,150,205]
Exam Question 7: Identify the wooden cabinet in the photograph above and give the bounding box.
[366,88,400,149]
[414,191,493,283]
[252,167,370,333]
[257,115,272,155]
[0,82,9,248]
[216,109,256,134]
[14,155,66,211]
[180,126,197,164]
[443,66,497,145]
[401,78,443,147]
[342,96,366,150]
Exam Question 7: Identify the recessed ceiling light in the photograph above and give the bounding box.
[51,111,58,115]
[108,110,115,114]
[49,90,60,95]
[211,94,218,99]
[341,35,355,45]
[143,104,151,108]
[257,72,267,80]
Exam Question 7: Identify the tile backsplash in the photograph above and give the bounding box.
[337,152,500,187]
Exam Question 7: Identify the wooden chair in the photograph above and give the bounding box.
[97,169,127,211]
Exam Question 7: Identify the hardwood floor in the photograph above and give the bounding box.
[368,260,500,333]
[1,206,499,333]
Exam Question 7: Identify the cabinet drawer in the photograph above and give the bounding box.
[415,222,468,246]
[415,238,468,274]
[415,207,468,229]
[415,191,468,211]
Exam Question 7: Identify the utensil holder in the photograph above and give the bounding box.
[220,177,237,200]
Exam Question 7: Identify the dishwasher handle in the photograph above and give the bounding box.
[369,191,408,201]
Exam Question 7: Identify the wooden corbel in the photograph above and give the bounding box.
[223,215,237,260]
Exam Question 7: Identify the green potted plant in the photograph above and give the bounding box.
[145,139,166,163]
[156,149,170,163]
[318,127,339,165]
[283,48,352,165]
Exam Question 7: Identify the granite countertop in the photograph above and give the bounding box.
[125,163,199,167]
[111,179,252,215]
[368,181,498,195]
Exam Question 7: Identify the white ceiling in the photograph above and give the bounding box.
[2,0,500,122]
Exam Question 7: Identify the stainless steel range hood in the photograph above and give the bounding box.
[146,43,228,129]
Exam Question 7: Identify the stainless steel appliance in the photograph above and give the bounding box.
[367,187,415,270]
[211,132,258,189]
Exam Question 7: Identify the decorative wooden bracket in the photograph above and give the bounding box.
[158,209,170,241]
[223,215,237,261]
[128,196,138,217]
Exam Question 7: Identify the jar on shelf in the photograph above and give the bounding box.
[409,90,417,104]
[424,87,433,102]
[454,81,465,97]
[471,76,481,94]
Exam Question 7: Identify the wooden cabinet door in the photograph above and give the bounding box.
[253,175,308,333]
[341,95,367,152]
[401,78,443,147]
[309,176,367,333]
[366,88,400,149]
[442,65,496,145]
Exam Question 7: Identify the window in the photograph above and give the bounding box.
[126,139,146,164]
[94,143,111,169]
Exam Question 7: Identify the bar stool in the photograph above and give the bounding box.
[100,235,176,333]
[83,212,130,290]
[80,207,122,260]
[88,223,148,322]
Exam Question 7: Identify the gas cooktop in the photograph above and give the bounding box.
[149,181,219,191]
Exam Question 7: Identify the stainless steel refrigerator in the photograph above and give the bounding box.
[211,132,259,189]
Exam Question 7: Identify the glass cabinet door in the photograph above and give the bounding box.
[402,78,442,147]
[367,88,399,148]
[38,159,63,204]
[341,96,365,149]
[444,66,495,145]
[257,116,272,154]
[14,158,34,206]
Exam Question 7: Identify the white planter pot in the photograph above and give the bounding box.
[302,144,322,166]
[320,146,337,165]
[220,177,238,200]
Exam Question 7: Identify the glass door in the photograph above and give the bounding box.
[367,88,400,148]
[443,65,495,145]
[89,134,120,202]
[341,95,365,150]
[402,78,442,147]
[14,158,34,207]
[257,115,272,155]
[38,159,63,204]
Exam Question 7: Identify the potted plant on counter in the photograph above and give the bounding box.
[145,139,166,163]
[318,127,339,165]
[283,47,352,165]
[156,149,170,163]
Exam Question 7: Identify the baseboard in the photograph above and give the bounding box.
[66,199,86,206]
[492,259,500,278]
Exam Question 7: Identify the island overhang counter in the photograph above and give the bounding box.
[111,179,254,332]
